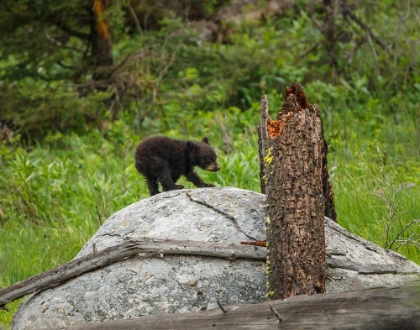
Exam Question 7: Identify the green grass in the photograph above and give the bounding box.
[331,160,420,261]
[1,106,419,328]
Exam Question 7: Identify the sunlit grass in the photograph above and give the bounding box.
[330,150,420,264]
[2,100,420,326]
[1,125,419,328]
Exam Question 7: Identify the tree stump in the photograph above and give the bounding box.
[259,83,336,300]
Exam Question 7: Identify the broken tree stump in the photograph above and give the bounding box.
[259,83,336,300]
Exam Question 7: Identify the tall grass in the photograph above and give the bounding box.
[1,93,420,329]
[1,110,419,327]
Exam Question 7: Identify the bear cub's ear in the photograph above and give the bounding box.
[201,137,209,144]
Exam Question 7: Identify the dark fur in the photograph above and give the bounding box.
[135,136,220,196]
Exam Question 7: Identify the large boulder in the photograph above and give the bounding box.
[12,187,420,329]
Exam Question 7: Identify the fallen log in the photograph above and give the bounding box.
[57,281,420,330]
[0,238,266,310]
[2,234,418,311]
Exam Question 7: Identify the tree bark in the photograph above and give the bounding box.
[51,281,420,330]
[260,83,336,300]
[91,0,114,81]
[258,95,269,194]
[90,0,123,119]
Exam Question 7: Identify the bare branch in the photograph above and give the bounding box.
[52,20,90,40]
[394,238,420,251]
[258,95,269,194]
[340,1,392,56]
[216,300,228,313]
[389,219,420,250]
[126,2,144,38]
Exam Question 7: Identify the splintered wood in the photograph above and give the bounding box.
[258,83,336,300]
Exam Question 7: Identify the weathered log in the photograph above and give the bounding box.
[4,231,417,312]
[260,83,336,300]
[3,235,417,311]
[55,281,420,330]
[0,238,266,310]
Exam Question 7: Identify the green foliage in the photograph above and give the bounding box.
[1,1,420,327]
[0,82,111,138]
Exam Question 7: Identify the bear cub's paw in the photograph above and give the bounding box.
[200,183,215,188]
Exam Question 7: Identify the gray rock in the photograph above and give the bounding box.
[12,187,420,329]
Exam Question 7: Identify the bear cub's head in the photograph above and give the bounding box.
[187,137,220,172]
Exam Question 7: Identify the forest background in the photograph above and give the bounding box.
[0,0,419,327]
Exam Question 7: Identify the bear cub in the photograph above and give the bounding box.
[135,136,220,196]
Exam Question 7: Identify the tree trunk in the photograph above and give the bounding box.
[90,0,122,119]
[259,83,336,300]
[91,0,114,81]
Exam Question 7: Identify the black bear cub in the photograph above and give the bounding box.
[135,136,220,196]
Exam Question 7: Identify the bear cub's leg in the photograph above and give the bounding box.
[158,165,184,192]
[145,178,160,196]
[186,170,215,188]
